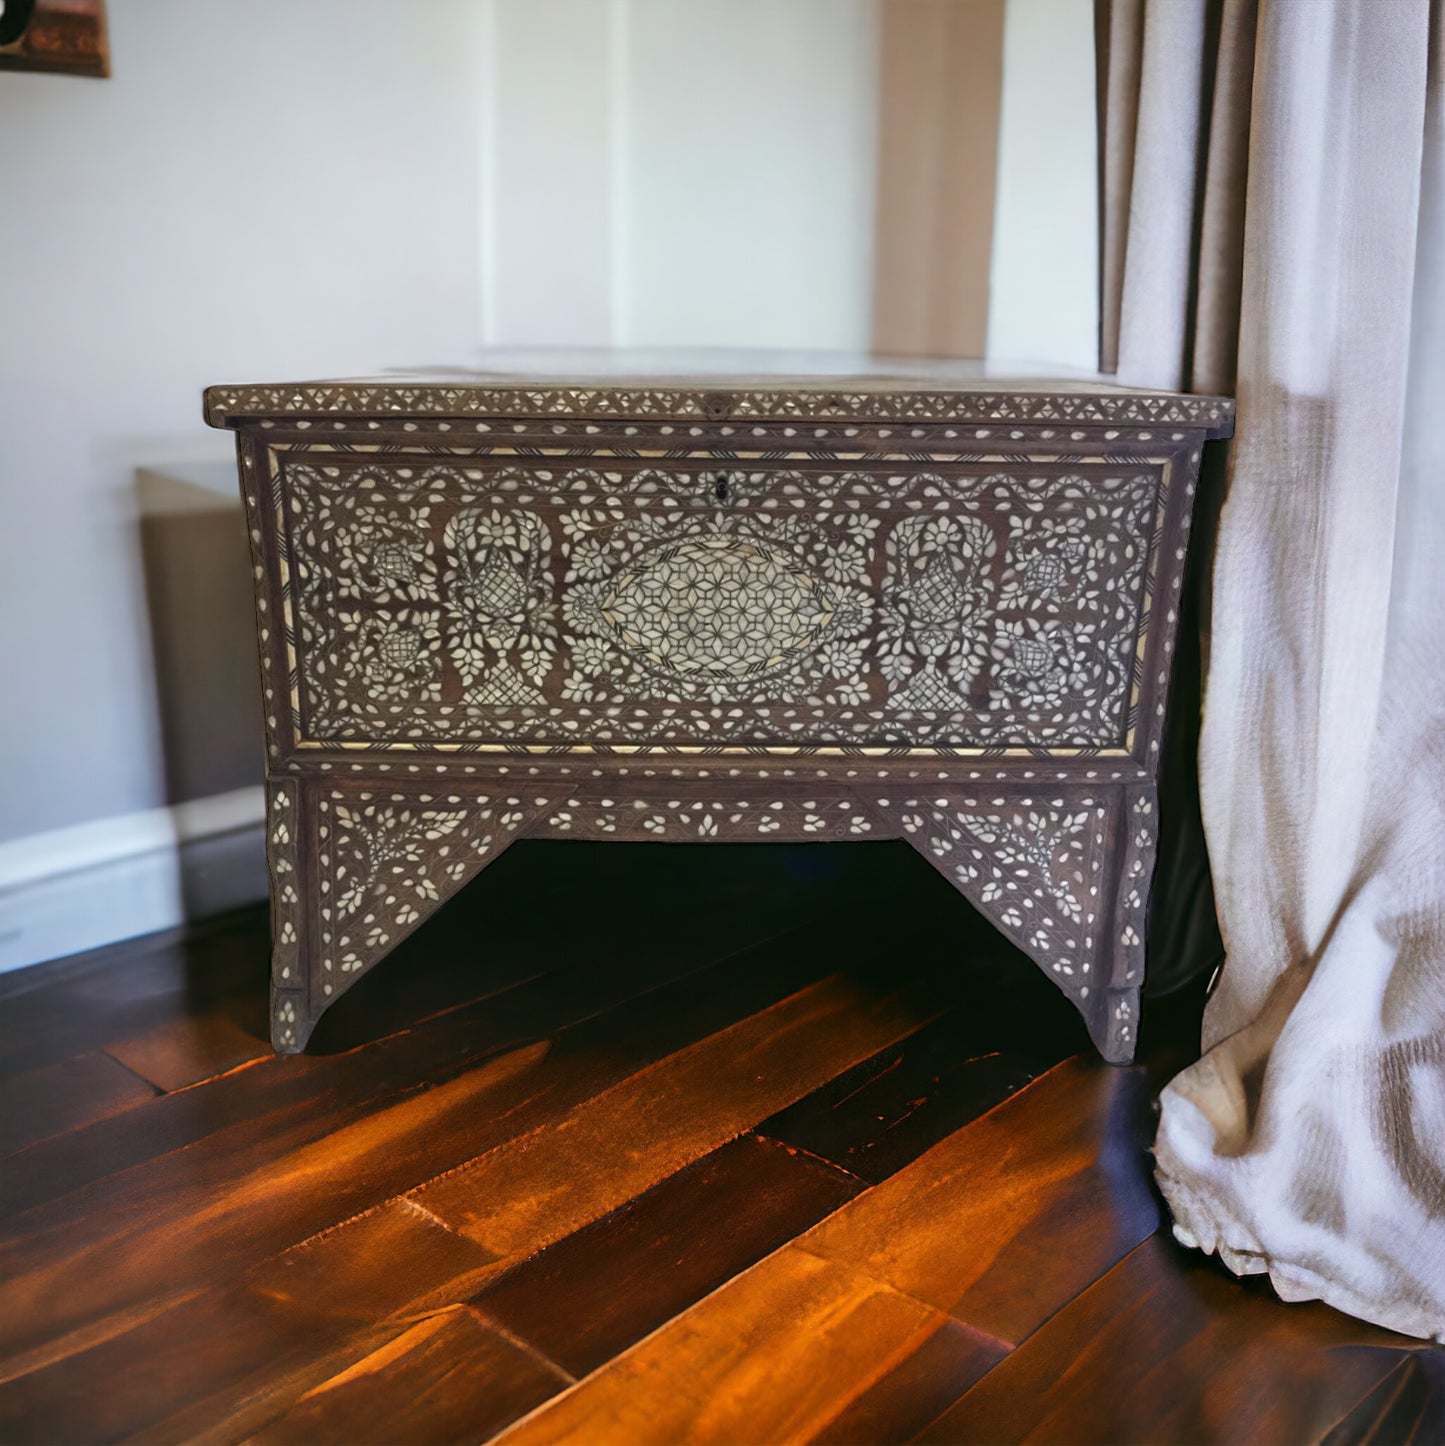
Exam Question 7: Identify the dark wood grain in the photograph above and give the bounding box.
[914,1234,1426,1446]
[793,1056,1162,1347]
[757,1015,1061,1184]
[0,889,952,1421]
[0,841,869,1219]
[0,1202,500,1443]
[0,935,653,1220]
[472,1132,863,1376]
[0,1284,392,1444]
[0,909,268,1081]
[0,1046,547,1383]
[309,840,867,1053]
[0,1051,156,1156]
[246,1308,570,1446]
[0,933,669,1221]
[1323,1348,1445,1446]
[404,970,942,1266]
[497,1243,955,1446]
[755,879,1093,1184]
[107,1013,269,1092]
[0,916,870,1365]
[808,1315,1007,1446]
[496,1058,1160,1445]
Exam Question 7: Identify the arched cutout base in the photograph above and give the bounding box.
[265,777,1155,1062]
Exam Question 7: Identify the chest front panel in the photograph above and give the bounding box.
[276,452,1166,753]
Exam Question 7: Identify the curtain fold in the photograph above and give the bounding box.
[1098,0,1259,1000]
[1100,0,1445,1340]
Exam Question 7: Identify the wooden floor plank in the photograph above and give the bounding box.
[0,844,867,1221]
[1,942,670,1221]
[496,1245,958,1446]
[111,1122,863,1442]
[0,1051,158,1156]
[758,1014,1058,1184]
[0,1201,499,1443]
[106,1014,270,1093]
[0,918,929,1377]
[245,1307,571,1446]
[247,1197,502,1324]
[0,911,270,1082]
[0,1041,548,1367]
[0,893,854,1249]
[407,973,943,1266]
[0,965,934,1438]
[489,1056,1155,1446]
[1323,1357,1422,1446]
[309,840,862,1054]
[132,1322,417,1446]
[808,1315,1007,1446]
[791,1056,1161,1347]
[913,1234,1426,1446]
[0,1287,392,1445]
[1322,1348,1445,1446]
[471,1132,864,1377]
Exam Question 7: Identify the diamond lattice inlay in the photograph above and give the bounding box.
[599,535,835,680]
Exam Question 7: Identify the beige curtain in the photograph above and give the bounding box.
[1100,0,1445,1340]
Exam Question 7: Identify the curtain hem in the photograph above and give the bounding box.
[1155,1116,1445,1345]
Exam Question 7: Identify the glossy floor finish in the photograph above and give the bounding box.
[0,842,1439,1445]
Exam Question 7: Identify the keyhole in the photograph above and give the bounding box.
[714,474,730,503]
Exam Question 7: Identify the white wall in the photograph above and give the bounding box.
[481,0,620,346]
[987,0,1100,370]
[0,0,485,844]
[479,0,1095,362]
[624,0,879,349]
[477,0,1094,363]
[481,0,881,351]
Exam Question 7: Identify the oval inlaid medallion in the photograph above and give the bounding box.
[599,534,835,679]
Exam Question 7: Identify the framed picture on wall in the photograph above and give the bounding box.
[0,0,109,78]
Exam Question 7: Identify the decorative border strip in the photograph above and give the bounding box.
[285,757,1152,784]
[206,383,1234,432]
[542,793,879,841]
[292,740,1137,759]
[266,783,304,1049]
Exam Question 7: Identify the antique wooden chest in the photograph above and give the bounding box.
[205,357,1233,1061]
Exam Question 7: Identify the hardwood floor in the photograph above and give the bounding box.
[0,841,1438,1445]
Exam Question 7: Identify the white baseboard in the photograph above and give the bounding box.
[0,787,268,974]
